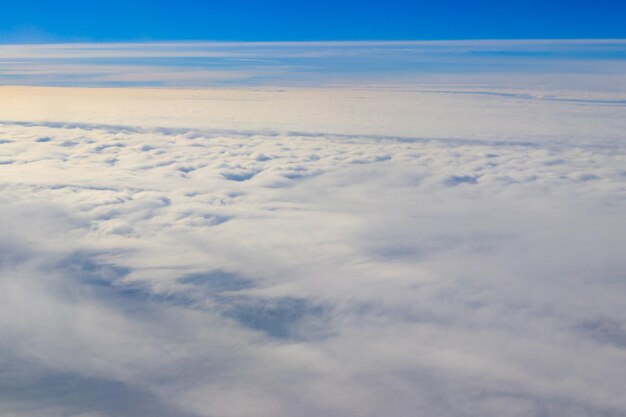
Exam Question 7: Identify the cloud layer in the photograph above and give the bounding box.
[1,104,625,416]
[1,40,626,89]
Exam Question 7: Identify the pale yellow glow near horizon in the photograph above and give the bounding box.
[1,85,625,144]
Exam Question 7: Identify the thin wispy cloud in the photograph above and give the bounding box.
[1,40,626,87]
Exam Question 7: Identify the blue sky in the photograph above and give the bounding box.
[1,0,625,43]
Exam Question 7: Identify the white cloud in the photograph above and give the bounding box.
[0,87,625,417]
[2,86,626,144]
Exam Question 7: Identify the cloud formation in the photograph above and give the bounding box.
[1,40,626,88]
[1,101,625,416]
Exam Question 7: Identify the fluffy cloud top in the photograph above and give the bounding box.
[0,82,625,417]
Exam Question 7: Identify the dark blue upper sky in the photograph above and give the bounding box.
[0,0,625,43]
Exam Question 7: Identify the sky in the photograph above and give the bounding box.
[1,0,626,43]
[1,3,626,417]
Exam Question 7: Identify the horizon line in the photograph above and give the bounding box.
[2,38,626,47]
